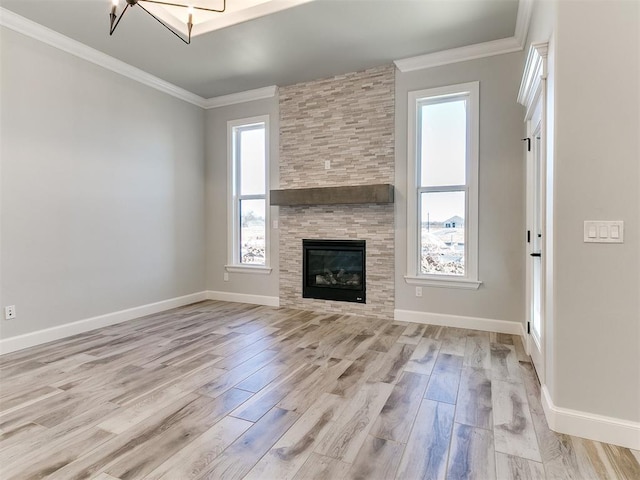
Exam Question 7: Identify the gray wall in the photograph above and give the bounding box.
[394,52,526,324]
[553,1,639,422]
[208,55,528,324]
[204,97,280,297]
[526,0,639,424]
[0,28,206,339]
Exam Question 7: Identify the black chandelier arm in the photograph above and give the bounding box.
[109,3,130,35]
[136,1,191,44]
[139,0,226,13]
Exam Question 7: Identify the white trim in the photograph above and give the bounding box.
[0,8,277,109]
[404,276,481,290]
[514,0,535,48]
[207,290,279,307]
[520,43,549,383]
[227,115,271,269]
[541,385,640,450]
[204,86,278,109]
[394,36,522,73]
[0,7,207,108]
[225,265,272,275]
[2,2,536,105]
[394,0,534,73]
[520,321,531,356]
[517,43,549,119]
[227,120,236,267]
[406,82,480,286]
[0,292,208,355]
[394,309,522,336]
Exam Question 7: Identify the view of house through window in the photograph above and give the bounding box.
[232,121,267,265]
[418,95,469,276]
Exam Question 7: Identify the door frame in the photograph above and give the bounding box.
[518,42,549,383]
[526,102,545,381]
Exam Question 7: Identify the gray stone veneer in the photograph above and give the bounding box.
[278,65,395,318]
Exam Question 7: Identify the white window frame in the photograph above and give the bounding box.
[405,82,481,290]
[225,115,272,274]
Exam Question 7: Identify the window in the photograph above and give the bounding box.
[406,82,480,289]
[227,116,271,273]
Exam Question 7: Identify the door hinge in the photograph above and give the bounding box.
[522,137,531,152]
[527,322,531,334]
[527,230,531,243]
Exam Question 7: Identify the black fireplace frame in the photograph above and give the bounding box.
[302,239,366,304]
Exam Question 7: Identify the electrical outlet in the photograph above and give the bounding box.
[5,305,16,320]
[273,220,278,229]
[324,160,331,170]
[223,272,229,282]
[415,287,422,297]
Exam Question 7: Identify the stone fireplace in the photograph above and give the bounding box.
[276,65,395,319]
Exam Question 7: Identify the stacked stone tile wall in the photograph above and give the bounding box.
[278,65,395,318]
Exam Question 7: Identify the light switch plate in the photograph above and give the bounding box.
[584,221,624,243]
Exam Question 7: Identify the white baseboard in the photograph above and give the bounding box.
[394,309,522,336]
[206,290,280,307]
[520,321,531,355]
[0,292,208,355]
[541,385,640,450]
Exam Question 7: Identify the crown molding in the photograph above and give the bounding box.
[394,36,522,72]
[0,7,208,108]
[203,85,278,109]
[0,7,276,109]
[394,0,534,73]
[2,0,536,105]
[514,0,535,48]
[517,42,548,117]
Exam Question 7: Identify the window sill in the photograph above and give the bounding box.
[404,275,482,290]
[225,265,273,275]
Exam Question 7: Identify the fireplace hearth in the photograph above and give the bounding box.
[302,239,366,303]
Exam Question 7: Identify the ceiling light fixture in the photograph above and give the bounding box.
[109,0,226,44]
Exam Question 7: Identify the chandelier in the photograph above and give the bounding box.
[109,0,226,44]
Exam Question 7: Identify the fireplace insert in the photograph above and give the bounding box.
[302,239,365,303]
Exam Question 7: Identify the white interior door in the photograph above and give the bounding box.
[519,42,549,384]
[527,102,545,381]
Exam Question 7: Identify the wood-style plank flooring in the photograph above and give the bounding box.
[0,300,638,479]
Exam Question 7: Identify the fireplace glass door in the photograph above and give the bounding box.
[303,239,365,303]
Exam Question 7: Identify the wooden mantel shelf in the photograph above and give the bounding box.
[270,184,394,206]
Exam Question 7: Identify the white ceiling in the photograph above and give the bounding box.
[0,0,520,99]
[142,0,316,37]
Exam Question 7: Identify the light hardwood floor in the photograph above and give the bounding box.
[0,300,638,480]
